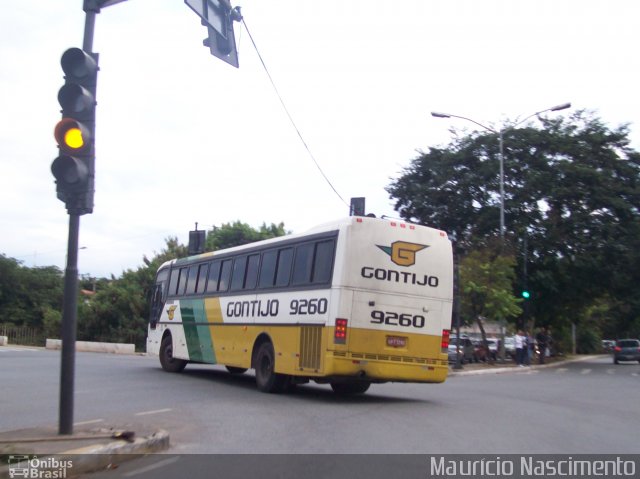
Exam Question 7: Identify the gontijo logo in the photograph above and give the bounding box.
[377,241,428,266]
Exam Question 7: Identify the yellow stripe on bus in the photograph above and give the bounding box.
[204,297,224,323]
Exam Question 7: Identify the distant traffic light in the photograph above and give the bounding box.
[51,47,98,215]
[521,290,531,299]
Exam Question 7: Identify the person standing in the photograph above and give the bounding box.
[536,328,548,364]
[515,330,525,367]
[525,331,535,366]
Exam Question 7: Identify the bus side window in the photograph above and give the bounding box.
[230,256,247,291]
[259,250,278,288]
[275,247,293,287]
[312,239,335,283]
[168,268,180,297]
[196,263,209,293]
[206,261,221,293]
[245,254,260,290]
[218,260,232,292]
[292,243,314,285]
[185,266,199,295]
[176,267,188,296]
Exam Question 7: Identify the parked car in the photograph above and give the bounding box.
[504,336,516,359]
[601,340,616,353]
[486,338,499,360]
[471,338,498,362]
[448,336,474,364]
[613,339,640,364]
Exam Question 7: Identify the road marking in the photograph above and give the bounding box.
[555,368,568,374]
[580,369,592,375]
[606,369,616,375]
[122,456,181,477]
[632,373,639,377]
[74,419,104,426]
[134,408,172,416]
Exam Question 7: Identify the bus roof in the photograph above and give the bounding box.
[158,216,448,271]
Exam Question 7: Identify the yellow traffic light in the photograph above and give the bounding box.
[64,127,84,149]
[54,118,89,153]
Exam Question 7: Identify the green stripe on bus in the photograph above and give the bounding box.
[181,299,216,363]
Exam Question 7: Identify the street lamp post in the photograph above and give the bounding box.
[432,103,570,362]
[431,102,571,240]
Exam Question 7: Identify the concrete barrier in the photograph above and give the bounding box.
[0,336,8,346]
[45,339,135,355]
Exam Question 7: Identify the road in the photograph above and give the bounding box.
[1,346,638,456]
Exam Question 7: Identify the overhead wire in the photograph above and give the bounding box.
[240,17,350,209]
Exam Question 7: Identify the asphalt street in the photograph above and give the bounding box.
[1,347,638,455]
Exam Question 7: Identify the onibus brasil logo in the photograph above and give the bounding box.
[8,455,73,478]
[376,241,428,266]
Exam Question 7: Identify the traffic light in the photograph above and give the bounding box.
[521,290,531,299]
[51,47,98,215]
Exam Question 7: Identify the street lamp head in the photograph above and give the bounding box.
[431,112,451,118]
[550,102,571,112]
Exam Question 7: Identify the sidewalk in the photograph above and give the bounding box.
[0,424,169,478]
[448,354,599,376]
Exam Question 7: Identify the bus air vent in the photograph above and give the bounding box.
[299,326,322,370]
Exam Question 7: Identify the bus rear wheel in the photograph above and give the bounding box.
[159,335,187,373]
[254,342,289,393]
[330,381,371,395]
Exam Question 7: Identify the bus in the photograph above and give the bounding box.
[146,216,453,394]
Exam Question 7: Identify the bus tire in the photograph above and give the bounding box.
[254,342,288,393]
[226,366,248,375]
[159,335,187,373]
[330,381,371,395]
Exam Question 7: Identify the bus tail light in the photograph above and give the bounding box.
[441,329,450,351]
[334,318,348,344]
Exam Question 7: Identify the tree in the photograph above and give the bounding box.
[459,243,522,362]
[0,254,63,329]
[206,221,288,251]
[387,111,640,337]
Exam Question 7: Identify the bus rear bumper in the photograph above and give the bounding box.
[324,351,448,384]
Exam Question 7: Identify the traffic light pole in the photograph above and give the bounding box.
[58,1,99,436]
[59,214,80,435]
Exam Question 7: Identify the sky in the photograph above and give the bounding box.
[1,0,639,278]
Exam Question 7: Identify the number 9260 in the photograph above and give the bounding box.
[370,310,425,328]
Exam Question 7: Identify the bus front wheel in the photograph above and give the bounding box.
[159,335,187,373]
[254,342,289,393]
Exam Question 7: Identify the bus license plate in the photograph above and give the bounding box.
[386,336,407,348]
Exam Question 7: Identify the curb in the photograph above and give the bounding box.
[0,430,170,479]
[448,355,601,377]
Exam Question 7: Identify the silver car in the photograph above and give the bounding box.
[613,339,640,364]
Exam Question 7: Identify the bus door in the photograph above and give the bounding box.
[150,269,169,329]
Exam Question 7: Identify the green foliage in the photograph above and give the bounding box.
[206,221,288,251]
[576,327,601,354]
[0,254,63,328]
[460,245,522,325]
[388,111,640,340]
[1,221,288,350]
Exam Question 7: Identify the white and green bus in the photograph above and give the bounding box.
[147,216,453,394]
